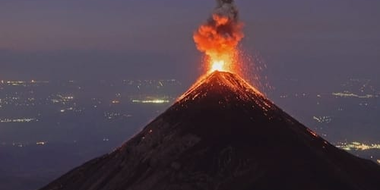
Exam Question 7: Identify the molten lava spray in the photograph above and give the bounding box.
[193,0,244,74]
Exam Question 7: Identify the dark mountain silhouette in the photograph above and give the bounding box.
[40,71,380,190]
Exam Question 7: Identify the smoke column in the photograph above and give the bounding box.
[193,0,244,73]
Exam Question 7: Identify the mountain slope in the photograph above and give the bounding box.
[40,71,380,190]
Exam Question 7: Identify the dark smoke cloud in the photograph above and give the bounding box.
[215,0,239,20]
[211,0,240,36]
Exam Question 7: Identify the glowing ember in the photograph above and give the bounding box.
[193,0,244,74]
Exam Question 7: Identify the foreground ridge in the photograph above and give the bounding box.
[40,71,380,190]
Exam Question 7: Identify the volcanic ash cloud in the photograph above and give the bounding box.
[193,0,244,73]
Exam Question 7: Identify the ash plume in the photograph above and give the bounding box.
[193,0,244,58]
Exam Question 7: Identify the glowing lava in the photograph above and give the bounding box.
[211,60,225,72]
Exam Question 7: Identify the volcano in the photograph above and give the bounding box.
[40,71,380,190]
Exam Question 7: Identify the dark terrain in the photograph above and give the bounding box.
[40,71,380,190]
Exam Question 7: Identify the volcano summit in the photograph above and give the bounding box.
[40,71,380,190]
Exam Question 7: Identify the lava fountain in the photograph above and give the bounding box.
[193,0,244,74]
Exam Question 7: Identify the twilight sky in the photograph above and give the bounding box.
[0,0,379,90]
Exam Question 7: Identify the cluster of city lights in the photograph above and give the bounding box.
[0,118,38,123]
[0,80,49,86]
[336,142,380,151]
[51,95,75,103]
[132,99,170,104]
[36,141,47,145]
[313,116,332,124]
[332,92,376,99]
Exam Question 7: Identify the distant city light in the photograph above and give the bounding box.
[313,116,332,124]
[0,118,38,123]
[132,99,170,104]
[60,95,74,101]
[0,80,49,86]
[36,142,46,145]
[337,142,380,151]
[112,100,120,104]
[332,92,376,99]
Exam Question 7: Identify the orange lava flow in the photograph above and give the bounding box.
[193,10,244,74]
